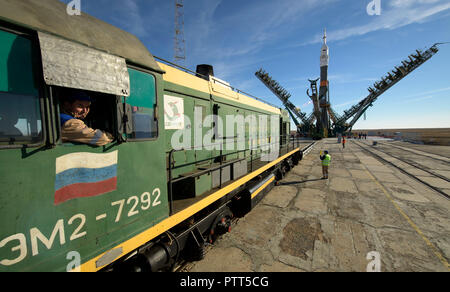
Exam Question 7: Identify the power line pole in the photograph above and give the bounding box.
[174,0,186,66]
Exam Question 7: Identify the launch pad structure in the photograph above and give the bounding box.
[255,30,443,139]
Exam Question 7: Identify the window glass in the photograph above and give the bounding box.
[0,29,42,144]
[126,68,157,139]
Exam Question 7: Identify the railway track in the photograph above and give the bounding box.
[176,141,317,272]
[374,143,450,183]
[377,141,450,164]
[353,140,450,200]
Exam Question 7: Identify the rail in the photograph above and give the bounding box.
[353,140,450,200]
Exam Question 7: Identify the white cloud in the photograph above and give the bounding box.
[394,86,450,103]
[60,0,152,38]
[334,97,366,108]
[328,74,377,85]
[408,95,434,102]
[303,0,450,45]
[389,0,440,8]
[186,0,338,61]
[120,0,147,38]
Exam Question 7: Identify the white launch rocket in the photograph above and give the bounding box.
[320,28,329,68]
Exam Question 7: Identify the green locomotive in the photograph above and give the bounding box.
[0,0,304,272]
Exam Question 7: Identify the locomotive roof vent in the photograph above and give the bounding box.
[196,64,214,80]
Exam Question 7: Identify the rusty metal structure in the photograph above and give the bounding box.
[333,43,442,134]
[255,68,311,134]
[255,43,443,138]
[174,0,186,65]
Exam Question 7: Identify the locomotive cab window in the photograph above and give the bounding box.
[0,29,43,146]
[125,68,158,140]
[55,86,116,146]
[37,31,132,146]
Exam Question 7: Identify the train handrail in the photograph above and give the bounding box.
[153,55,279,109]
[167,134,305,214]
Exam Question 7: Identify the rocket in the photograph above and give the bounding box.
[319,28,329,91]
[318,28,330,134]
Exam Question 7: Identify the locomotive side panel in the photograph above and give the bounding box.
[0,0,302,272]
[159,61,282,204]
[0,27,171,271]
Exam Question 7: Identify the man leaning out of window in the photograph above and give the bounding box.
[60,90,113,146]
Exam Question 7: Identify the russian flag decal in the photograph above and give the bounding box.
[54,151,118,205]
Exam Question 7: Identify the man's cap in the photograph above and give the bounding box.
[66,90,91,102]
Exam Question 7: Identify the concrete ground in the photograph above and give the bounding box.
[186,138,450,272]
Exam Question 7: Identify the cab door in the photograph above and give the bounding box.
[193,98,210,164]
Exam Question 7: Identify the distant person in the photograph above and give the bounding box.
[0,109,22,137]
[320,150,331,179]
[342,136,346,149]
[60,90,113,146]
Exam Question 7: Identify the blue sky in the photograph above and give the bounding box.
[60,0,450,129]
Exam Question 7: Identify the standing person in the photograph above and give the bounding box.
[60,90,113,146]
[0,109,22,137]
[342,136,346,149]
[320,150,331,179]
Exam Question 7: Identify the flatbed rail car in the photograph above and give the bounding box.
[0,0,305,272]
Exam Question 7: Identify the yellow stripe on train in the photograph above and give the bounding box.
[78,148,300,272]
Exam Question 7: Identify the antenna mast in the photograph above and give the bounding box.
[174,0,186,65]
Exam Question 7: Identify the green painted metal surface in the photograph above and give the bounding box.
[0,28,169,271]
[0,30,38,95]
[0,17,286,271]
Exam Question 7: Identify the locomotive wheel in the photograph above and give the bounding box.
[208,208,233,244]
